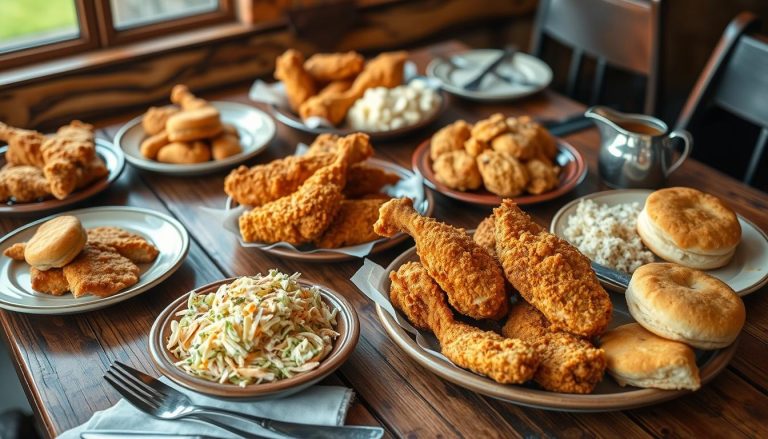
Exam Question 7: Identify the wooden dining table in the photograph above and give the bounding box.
[1,40,767,438]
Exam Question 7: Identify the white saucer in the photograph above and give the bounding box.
[115,101,275,176]
[0,207,189,314]
[550,189,768,296]
[427,49,552,101]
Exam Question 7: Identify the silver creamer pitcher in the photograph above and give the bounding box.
[585,106,692,189]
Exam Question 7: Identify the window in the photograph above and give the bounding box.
[0,0,234,69]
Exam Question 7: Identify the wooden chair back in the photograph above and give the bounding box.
[676,12,767,184]
[530,0,662,114]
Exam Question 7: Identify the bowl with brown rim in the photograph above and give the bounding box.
[149,277,359,399]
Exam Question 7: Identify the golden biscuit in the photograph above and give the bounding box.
[166,107,223,142]
[24,216,87,270]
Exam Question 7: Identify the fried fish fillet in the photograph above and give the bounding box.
[63,243,139,298]
[503,301,606,393]
[304,51,365,82]
[390,261,539,384]
[86,227,159,263]
[0,165,52,202]
[30,267,69,296]
[493,200,612,337]
[314,198,387,248]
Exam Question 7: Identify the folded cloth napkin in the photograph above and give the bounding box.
[58,376,354,439]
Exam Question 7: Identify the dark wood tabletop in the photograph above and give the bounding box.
[2,40,767,438]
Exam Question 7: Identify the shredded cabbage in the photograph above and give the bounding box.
[167,270,339,387]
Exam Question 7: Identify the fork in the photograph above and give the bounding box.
[104,361,384,439]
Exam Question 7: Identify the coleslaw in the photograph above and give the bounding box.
[167,270,339,387]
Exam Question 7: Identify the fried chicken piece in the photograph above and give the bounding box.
[238,134,364,244]
[430,120,472,160]
[464,137,488,157]
[473,216,496,258]
[30,267,69,296]
[41,121,97,200]
[63,243,139,298]
[170,85,210,111]
[306,133,341,156]
[299,51,407,126]
[0,123,46,167]
[374,197,508,320]
[390,261,539,383]
[476,150,529,197]
[87,227,159,263]
[224,134,373,207]
[526,158,560,195]
[345,164,400,198]
[304,51,364,82]
[0,165,51,202]
[3,243,26,260]
[503,301,606,393]
[142,106,180,135]
[275,50,317,112]
[432,150,483,191]
[471,113,508,143]
[314,198,386,248]
[493,200,612,337]
[505,116,558,160]
[76,156,109,189]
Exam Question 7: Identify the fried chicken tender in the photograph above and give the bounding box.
[0,123,46,167]
[0,165,51,202]
[503,301,606,393]
[275,49,317,112]
[63,243,140,298]
[41,121,97,199]
[345,164,400,198]
[224,133,373,207]
[30,267,69,296]
[306,133,341,156]
[473,216,496,258]
[170,85,210,111]
[75,156,109,189]
[238,134,364,244]
[374,197,508,320]
[432,150,483,191]
[493,200,612,337]
[142,106,180,135]
[3,243,26,260]
[304,51,364,82]
[314,198,386,248]
[430,120,472,160]
[476,150,529,197]
[299,51,407,126]
[526,158,560,195]
[390,261,539,383]
[87,227,159,263]
[471,113,508,143]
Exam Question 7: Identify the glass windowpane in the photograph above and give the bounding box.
[110,0,219,30]
[0,0,79,54]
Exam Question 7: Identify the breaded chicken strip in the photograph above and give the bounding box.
[473,216,496,258]
[0,123,46,167]
[390,261,539,383]
[41,121,97,199]
[238,134,363,244]
[304,51,364,82]
[0,165,51,202]
[503,301,606,393]
[63,243,139,298]
[314,198,387,248]
[224,134,373,207]
[31,267,70,296]
[87,227,159,263]
[493,200,612,337]
[374,197,508,320]
[275,49,317,112]
[344,164,400,198]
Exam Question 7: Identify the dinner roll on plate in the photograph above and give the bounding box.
[601,323,700,390]
[24,216,87,270]
[637,187,741,269]
[166,107,223,142]
[627,263,745,350]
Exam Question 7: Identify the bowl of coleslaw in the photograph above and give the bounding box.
[149,270,359,399]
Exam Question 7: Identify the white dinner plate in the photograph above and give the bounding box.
[115,101,275,176]
[550,189,768,296]
[427,49,552,102]
[0,207,189,314]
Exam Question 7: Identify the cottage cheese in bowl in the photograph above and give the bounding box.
[347,79,440,131]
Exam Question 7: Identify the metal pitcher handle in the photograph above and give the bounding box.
[665,129,693,176]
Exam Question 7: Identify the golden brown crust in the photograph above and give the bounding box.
[0,123,46,167]
[275,49,317,112]
[41,121,96,200]
[314,198,386,248]
[142,106,179,135]
[170,85,210,111]
[140,131,170,160]
[476,150,529,197]
[0,165,51,202]
[156,141,211,164]
[643,187,741,251]
[344,164,400,198]
[87,227,159,264]
[211,132,242,160]
[63,243,139,298]
[3,243,26,261]
[304,51,365,82]
[471,113,508,143]
[525,159,560,195]
[473,216,496,258]
[166,107,223,142]
[430,120,472,160]
[30,267,69,296]
[432,150,483,191]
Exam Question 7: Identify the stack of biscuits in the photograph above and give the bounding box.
[139,85,242,164]
[430,114,560,197]
[2,216,159,298]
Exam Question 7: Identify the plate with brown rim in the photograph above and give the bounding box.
[0,139,125,216]
[225,158,434,262]
[149,277,360,400]
[374,246,738,412]
[412,137,587,206]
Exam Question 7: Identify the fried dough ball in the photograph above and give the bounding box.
[432,150,483,191]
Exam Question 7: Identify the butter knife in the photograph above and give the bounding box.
[81,432,228,439]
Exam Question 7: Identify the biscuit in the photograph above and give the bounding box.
[140,131,170,159]
[24,216,87,270]
[626,263,745,349]
[601,323,700,390]
[637,187,741,269]
[166,107,222,142]
[156,141,211,164]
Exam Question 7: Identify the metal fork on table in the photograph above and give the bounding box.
[104,361,384,439]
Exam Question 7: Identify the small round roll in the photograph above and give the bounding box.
[600,323,700,390]
[626,263,745,349]
[637,187,741,269]
[166,107,222,142]
[24,216,87,270]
